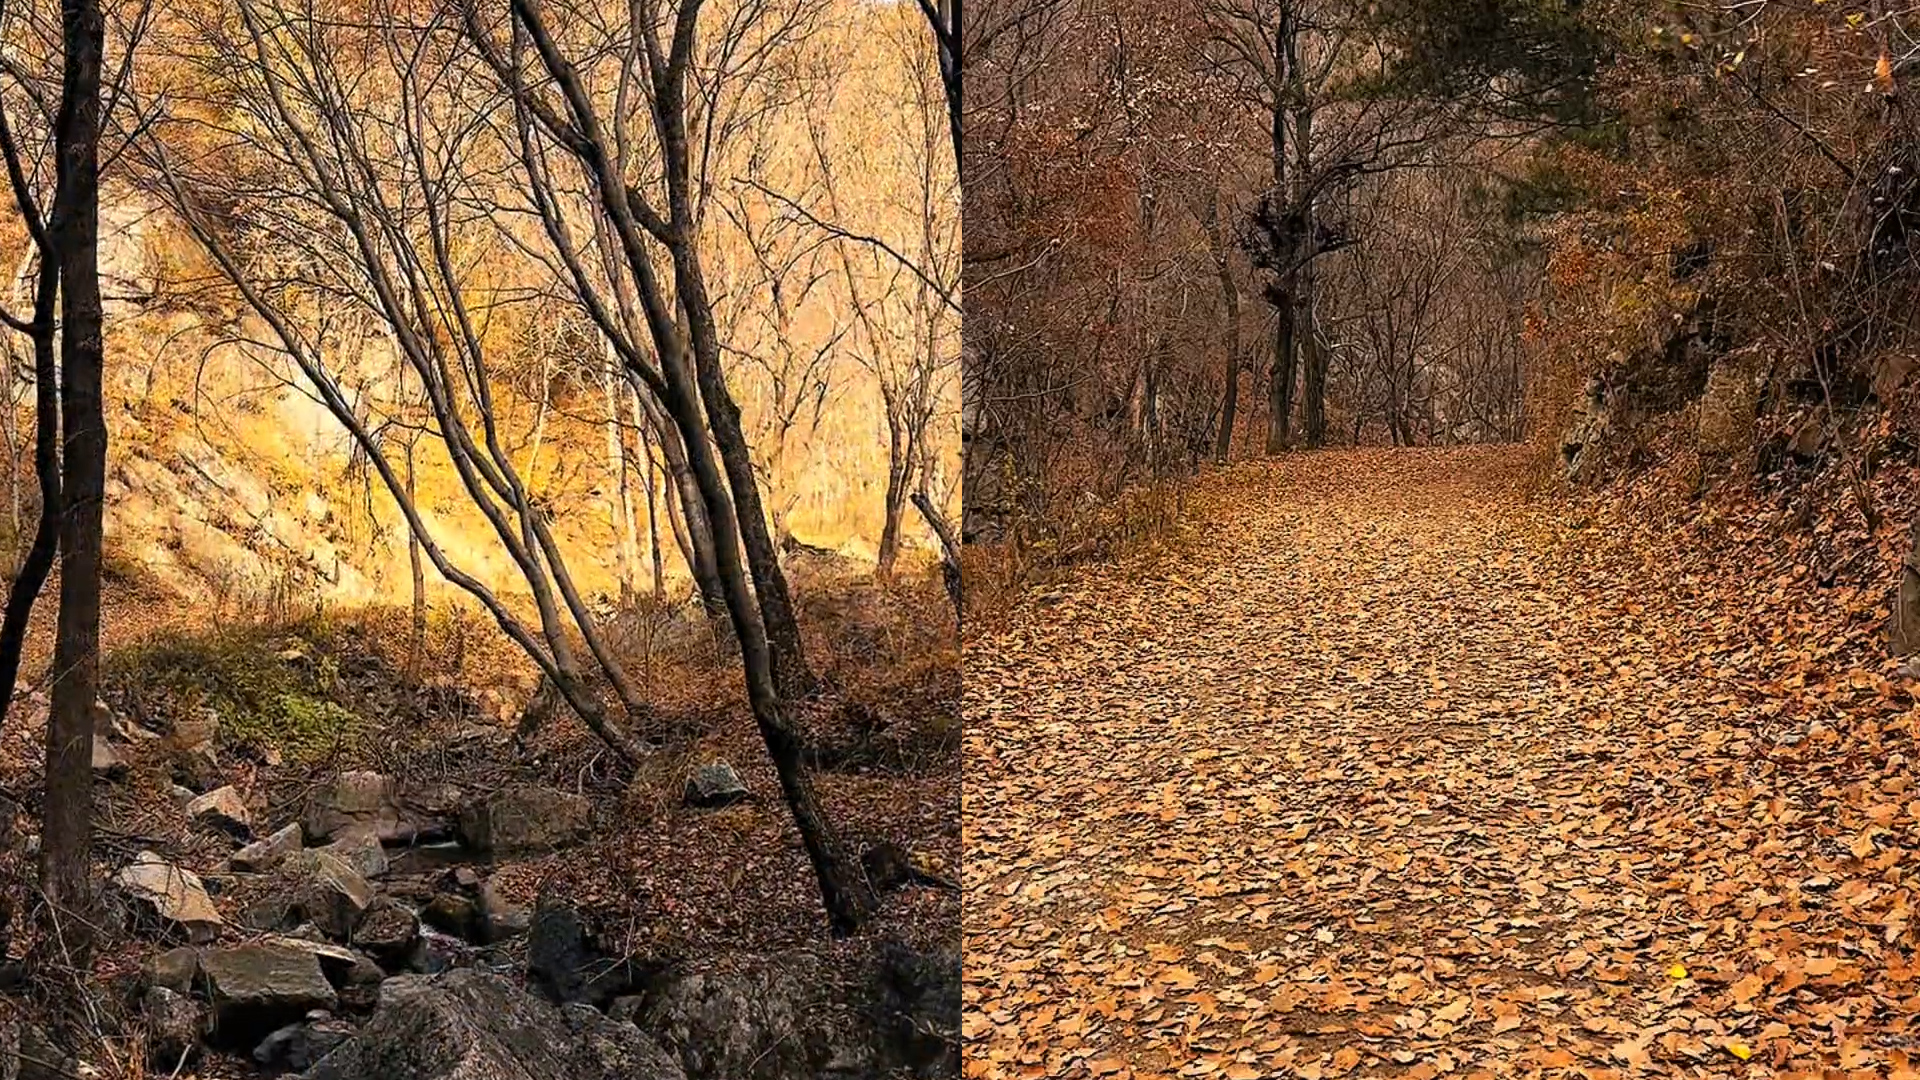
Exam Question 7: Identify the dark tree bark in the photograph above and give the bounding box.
[41,0,105,960]
[1206,194,1241,464]
[470,0,874,932]
[0,39,65,733]
[1265,303,1296,453]
[916,0,960,174]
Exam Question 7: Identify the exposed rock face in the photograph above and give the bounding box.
[456,785,590,854]
[200,942,339,1046]
[114,851,224,943]
[301,969,687,1080]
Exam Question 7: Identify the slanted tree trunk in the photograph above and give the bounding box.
[42,0,106,964]
[0,252,60,730]
[634,382,726,625]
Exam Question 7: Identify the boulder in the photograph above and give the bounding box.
[526,900,648,1007]
[187,785,253,839]
[200,941,338,1046]
[304,773,463,846]
[456,785,590,854]
[352,903,419,966]
[234,822,304,872]
[92,737,129,780]
[283,851,375,940]
[320,828,388,879]
[421,893,479,942]
[301,968,686,1080]
[142,986,204,1068]
[477,878,531,944]
[167,708,223,792]
[633,944,960,1080]
[113,851,224,943]
[255,1013,355,1073]
[144,946,201,994]
[684,762,749,808]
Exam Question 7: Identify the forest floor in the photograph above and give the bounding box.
[964,446,1920,1080]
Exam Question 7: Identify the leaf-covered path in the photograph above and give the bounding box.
[964,448,1920,1080]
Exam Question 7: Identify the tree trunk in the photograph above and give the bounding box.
[406,437,426,673]
[876,411,909,580]
[643,389,727,626]
[1215,300,1240,466]
[602,342,636,603]
[0,255,60,730]
[1300,270,1326,449]
[637,409,665,601]
[679,284,816,702]
[41,0,105,965]
[1265,304,1296,453]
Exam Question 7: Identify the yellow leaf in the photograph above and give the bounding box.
[1668,963,1689,980]
[1728,1042,1754,1061]
[1848,12,1866,27]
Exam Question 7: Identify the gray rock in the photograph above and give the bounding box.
[113,851,224,943]
[320,828,388,879]
[282,851,375,940]
[142,986,203,1068]
[456,785,590,854]
[92,737,129,780]
[144,946,201,994]
[352,904,418,965]
[256,1013,355,1073]
[301,968,685,1080]
[477,878,531,944]
[304,772,460,845]
[633,944,960,1080]
[187,785,253,839]
[526,900,644,1007]
[234,822,305,872]
[421,893,479,942]
[200,942,338,1046]
[684,762,748,808]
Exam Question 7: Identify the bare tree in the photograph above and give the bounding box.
[144,0,875,933]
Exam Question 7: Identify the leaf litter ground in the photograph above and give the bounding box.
[964,447,1920,1080]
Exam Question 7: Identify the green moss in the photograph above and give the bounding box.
[105,619,365,763]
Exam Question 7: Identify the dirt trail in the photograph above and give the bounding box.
[964,448,1920,1079]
